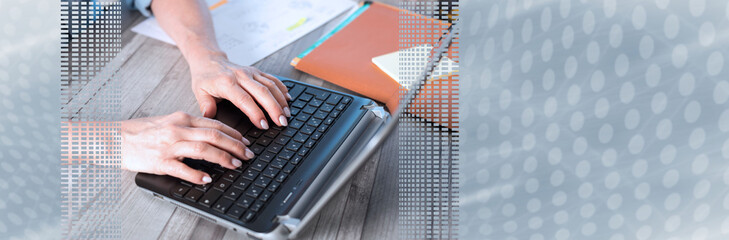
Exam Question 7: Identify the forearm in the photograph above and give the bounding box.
[151,0,224,65]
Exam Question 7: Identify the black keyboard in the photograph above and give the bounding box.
[168,80,352,223]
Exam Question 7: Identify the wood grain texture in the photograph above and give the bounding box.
[88,1,413,239]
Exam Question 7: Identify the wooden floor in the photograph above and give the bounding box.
[104,1,404,239]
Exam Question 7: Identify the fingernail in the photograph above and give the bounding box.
[242,137,251,145]
[245,148,255,159]
[286,93,292,100]
[279,115,288,126]
[260,119,269,129]
[202,176,212,183]
[232,158,242,167]
[202,107,207,115]
[283,107,291,117]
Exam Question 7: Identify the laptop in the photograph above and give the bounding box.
[135,24,455,240]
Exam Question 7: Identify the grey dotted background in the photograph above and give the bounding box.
[460,0,729,239]
[0,0,62,239]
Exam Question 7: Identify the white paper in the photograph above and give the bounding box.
[131,0,357,66]
[372,44,458,88]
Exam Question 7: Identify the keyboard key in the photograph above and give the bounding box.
[241,211,256,222]
[263,130,279,139]
[266,143,283,154]
[246,129,263,138]
[250,201,265,212]
[245,186,263,198]
[326,94,342,105]
[199,190,223,207]
[342,97,351,104]
[242,169,259,180]
[336,103,347,111]
[195,183,212,192]
[295,113,310,122]
[250,159,266,171]
[275,172,288,183]
[259,151,275,162]
[222,170,239,182]
[313,110,328,119]
[223,187,244,200]
[302,106,317,114]
[256,137,273,146]
[304,139,315,148]
[290,156,303,165]
[283,81,294,88]
[291,100,307,109]
[271,158,286,169]
[277,150,295,160]
[236,196,255,208]
[286,142,302,151]
[291,107,301,116]
[309,99,323,107]
[274,135,290,145]
[306,118,322,127]
[213,179,231,191]
[233,178,251,190]
[320,104,334,112]
[267,181,281,192]
[306,88,330,100]
[311,132,322,140]
[282,163,296,174]
[172,184,190,198]
[209,171,223,181]
[317,124,328,133]
[250,144,265,155]
[242,211,256,222]
[301,126,315,135]
[259,191,273,202]
[254,176,272,188]
[290,120,304,129]
[330,111,340,118]
[293,132,308,143]
[297,148,310,157]
[299,93,313,102]
[213,197,233,213]
[281,128,297,137]
[262,167,280,178]
[288,85,306,100]
[227,205,246,219]
[184,189,204,202]
[324,117,335,125]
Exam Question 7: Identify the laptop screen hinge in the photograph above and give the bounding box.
[361,102,388,119]
[276,215,301,233]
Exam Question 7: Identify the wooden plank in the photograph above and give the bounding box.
[360,131,400,240]
[129,57,199,119]
[334,148,383,240]
[120,171,178,240]
[155,208,201,240]
[306,180,353,240]
[188,218,228,240]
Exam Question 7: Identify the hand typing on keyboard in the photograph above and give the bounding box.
[121,112,254,185]
[188,54,291,130]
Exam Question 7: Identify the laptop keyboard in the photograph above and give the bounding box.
[169,81,352,223]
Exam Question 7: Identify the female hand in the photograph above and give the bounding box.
[189,53,291,130]
[121,112,253,185]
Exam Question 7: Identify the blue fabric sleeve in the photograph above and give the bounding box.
[126,0,154,17]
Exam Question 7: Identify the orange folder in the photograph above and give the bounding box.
[291,2,458,128]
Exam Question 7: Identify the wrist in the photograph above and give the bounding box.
[177,36,227,67]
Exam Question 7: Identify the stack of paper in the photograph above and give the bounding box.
[131,0,357,66]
